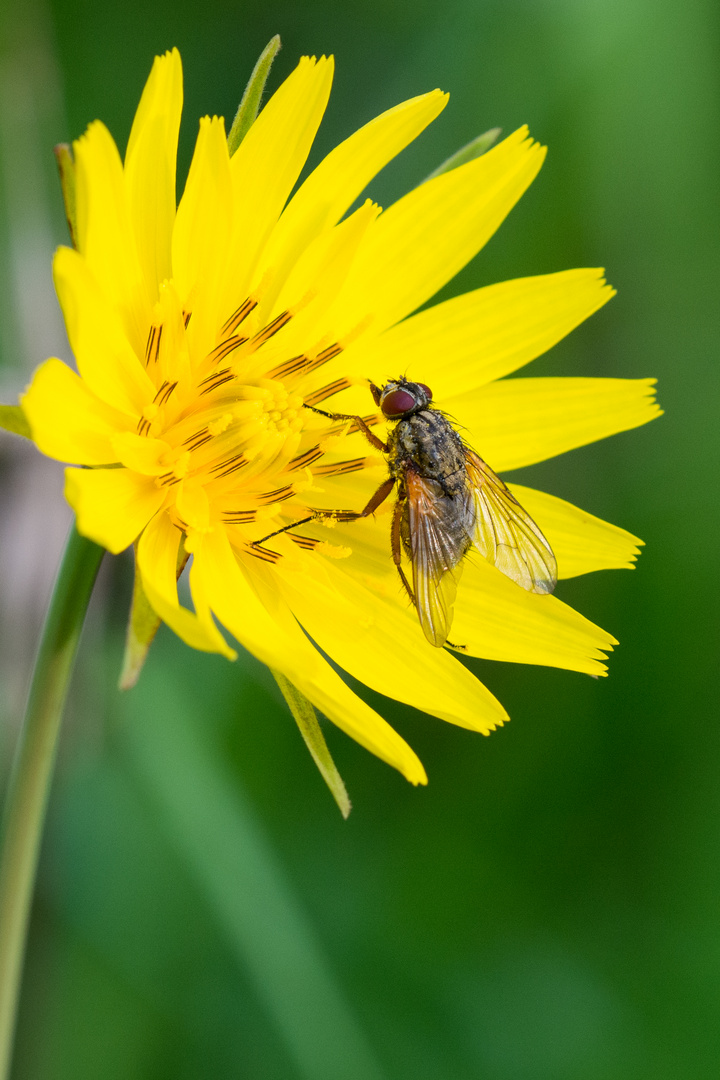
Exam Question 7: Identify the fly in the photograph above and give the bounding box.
[256,378,557,648]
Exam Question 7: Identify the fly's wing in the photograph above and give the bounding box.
[405,470,468,647]
[464,449,557,594]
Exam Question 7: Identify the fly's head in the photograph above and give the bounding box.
[370,378,433,420]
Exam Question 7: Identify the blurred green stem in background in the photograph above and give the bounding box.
[123,666,384,1080]
[0,518,383,1080]
[0,523,103,1080]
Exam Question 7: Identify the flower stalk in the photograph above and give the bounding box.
[0,524,103,1080]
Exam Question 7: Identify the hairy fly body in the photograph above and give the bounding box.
[257,377,558,648]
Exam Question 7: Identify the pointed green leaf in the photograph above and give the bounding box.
[227,35,282,156]
[119,560,160,691]
[54,143,78,248]
[272,670,351,818]
[422,126,502,183]
[119,542,189,690]
[0,404,31,439]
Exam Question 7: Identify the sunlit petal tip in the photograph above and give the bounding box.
[301,52,335,67]
[73,117,116,154]
[404,756,428,786]
[126,46,184,166]
[452,376,663,472]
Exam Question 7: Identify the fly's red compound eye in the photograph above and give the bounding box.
[381,388,417,418]
[417,383,433,400]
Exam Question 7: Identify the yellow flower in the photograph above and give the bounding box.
[22,49,660,784]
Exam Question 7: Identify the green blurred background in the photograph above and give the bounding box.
[0,0,718,1077]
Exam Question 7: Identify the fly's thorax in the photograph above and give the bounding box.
[388,409,467,494]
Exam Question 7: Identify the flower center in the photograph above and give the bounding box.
[135,286,376,547]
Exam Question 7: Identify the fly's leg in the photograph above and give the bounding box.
[253,477,396,550]
[357,476,395,517]
[303,403,388,453]
[391,492,415,605]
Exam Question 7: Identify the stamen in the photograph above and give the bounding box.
[314,457,369,477]
[212,456,248,479]
[144,324,163,367]
[144,327,156,366]
[316,343,343,364]
[222,509,256,524]
[183,310,192,328]
[257,486,294,505]
[250,310,292,348]
[210,453,243,474]
[199,372,236,396]
[154,380,177,406]
[187,433,213,452]
[247,543,282,564]
[267,342,343,382]
[183,427,210,450]
[221,297,257,336]
[287,446,323,471]
[267,354,309,380]
[157,472,183,488]
[198,367,230,387]
[304,378,352,407]
[307,506,362,522]
[288,534,321,551]
[205,336,248,368]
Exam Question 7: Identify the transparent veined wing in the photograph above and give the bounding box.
[405,469,470,646]
[464,449,557,594]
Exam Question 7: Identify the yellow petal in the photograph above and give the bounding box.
[22,358,129,465]
[255,89,448,311]
[53,247,155,416]
[303,510,614,675]
[124,49,183,298]
[137,512,235,658]
[172,115,232,361]
[111,433,171,474]
[191,527,304,669]
[452,556,616,674]
[347,268,615,391]
[507,485,643,578]
[192,528,427,783]
[175,480,210,531]
[448,377,662,471]
[65,466,165,553]
[295,660,427,785]
[73,121,150,357]
[275,554,509,734]
[221,56,334,313]
[187,555,237,657]
[326,126,545,339]
[267,199,380,339]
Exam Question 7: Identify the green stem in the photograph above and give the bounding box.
[0,523,103,1079]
